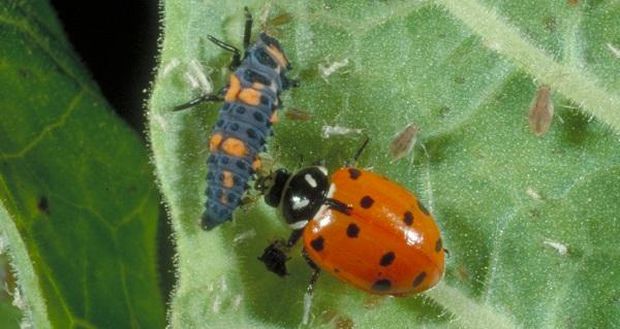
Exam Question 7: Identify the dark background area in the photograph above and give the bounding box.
[50,0,159,133]
[49,0,175,303]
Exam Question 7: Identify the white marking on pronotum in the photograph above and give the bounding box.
[314,183,337,227]
[319,58,349,81]
[607,43,620,58]
[304,173,317,188]
[291,196,310,210]
[289,220,309,230]
[318,166,328,176]
[321,125,363,139]
[543,239,568,256]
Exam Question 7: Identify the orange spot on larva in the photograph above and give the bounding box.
[252,158,261,171]
[252,82,266,90]
[269,111,279,124]
[222,170,234,188]
[238,88,261,106]
[224,74,241,102]
[265,45,288,68]
[209,133,223,152]
[221,137,247,157]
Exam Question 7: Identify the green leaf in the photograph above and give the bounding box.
[0,254,21,329]
[149,0,620,328]
[0,1,165,328]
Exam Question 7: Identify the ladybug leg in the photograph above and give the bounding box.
[325,198,352,215]
[286,228,304,247]
[301,248,321,325]
[345,135,370,167]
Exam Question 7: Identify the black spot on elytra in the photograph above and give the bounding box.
[435,238,443,252]
[379,252,395,267]
[413,272,427,287]
[360,196,374,209]
[230,123,239,131]
[417,200,430,215]
[246,128,258,139]
[310,236,324,252]
[37,196,50,215]
[346,223,360,238]
[348,168,361,180]
[260,95,270,106]
[372,279,391,292]
[403,211,413,225]
[236,106,246,114]
[216,119,224,127]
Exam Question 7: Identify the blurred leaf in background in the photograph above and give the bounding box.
[0,1,164,328]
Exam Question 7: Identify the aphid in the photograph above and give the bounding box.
[528,85,554,136]
[175,8,296,230]
[284,108,312,122]
[389,122,418,161]
[257,138,445,319]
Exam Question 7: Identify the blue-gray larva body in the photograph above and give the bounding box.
[203,32,293,230]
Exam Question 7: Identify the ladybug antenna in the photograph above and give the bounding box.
[351,135,370,164]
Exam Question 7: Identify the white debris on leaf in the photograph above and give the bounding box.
[160,58,180,78]
[607,43,620,58]
[233,229,256,245]
[526,187,541,200]
[184,59,213,94]
[301,291,313,325]
[321,125,362,139]
[543,239,568,256]
[319,58,349,82]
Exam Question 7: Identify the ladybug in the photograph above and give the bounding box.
[175,7,296,230]
[257,139,445,296]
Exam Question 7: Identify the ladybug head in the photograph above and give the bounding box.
[255,168,290,207]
